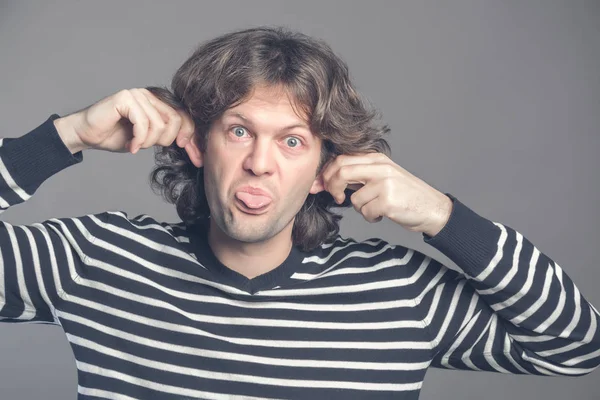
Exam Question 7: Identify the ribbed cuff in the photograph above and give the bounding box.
[423,193,500,277]
[3,114,84,192]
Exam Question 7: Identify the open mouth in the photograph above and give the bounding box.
[235,198,271,215]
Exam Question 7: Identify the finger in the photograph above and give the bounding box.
[349,182,379,214]
[129,89,166,152]
[322,153,384,177]
[140,89,185,147]
[175,112,196,148]
[327,163,389,204]
[144,90,195,148]
[140,89,195,147]
[114,91,149,154]
[359,197,384,223]
[322,154,382,202]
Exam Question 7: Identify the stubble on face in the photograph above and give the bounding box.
[208,174,312,245]
[200,85,323,247]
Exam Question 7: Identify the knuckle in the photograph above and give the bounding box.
[154,119,166,131]
[146,127,159,142]
[116,89,132,101]
[156,137,171,147]
[383,177,395,191]
[148,128,163,144]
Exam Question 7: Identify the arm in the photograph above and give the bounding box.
[415,194,600,375]
[0,91,194,324]
[0,115,104,324]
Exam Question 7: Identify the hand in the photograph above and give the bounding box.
[53,88,195,154]
[320,153,453,237]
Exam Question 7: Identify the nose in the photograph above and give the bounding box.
[242,137,276,176]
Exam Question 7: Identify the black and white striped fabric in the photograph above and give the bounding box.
[1,114,599,399]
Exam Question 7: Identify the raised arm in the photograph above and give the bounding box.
[1,115,91,323]
[415,195,600,376]
[0,88,195,324]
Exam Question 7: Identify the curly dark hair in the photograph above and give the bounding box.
[146,26,391,252]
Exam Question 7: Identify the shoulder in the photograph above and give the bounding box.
[73,210,188,245]
[295,234,430,281]
[316,234,417,261]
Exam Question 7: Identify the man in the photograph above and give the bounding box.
[1,26,599,399]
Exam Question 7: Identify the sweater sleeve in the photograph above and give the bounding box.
[415,193,600,376]
[0,115,101,325]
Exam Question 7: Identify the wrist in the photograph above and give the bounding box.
[53,113,88,154]
[420,194,453,238]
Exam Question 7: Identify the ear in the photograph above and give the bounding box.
[309,172,325,194]
[184,136,204,168]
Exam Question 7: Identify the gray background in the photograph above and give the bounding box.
[1,0,599,399]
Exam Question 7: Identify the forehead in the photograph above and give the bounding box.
[222,85,310,124]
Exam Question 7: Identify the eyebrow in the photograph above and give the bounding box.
[223,111,310,132]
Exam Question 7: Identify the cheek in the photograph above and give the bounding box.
[204,153,241,202]
[201,166,217,200]
[202,157,224,198]
[284,169,316,201]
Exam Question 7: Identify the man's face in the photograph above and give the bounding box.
[201,85,324,244]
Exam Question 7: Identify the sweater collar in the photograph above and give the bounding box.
[188,218,305,294]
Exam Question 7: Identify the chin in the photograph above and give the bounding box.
[229,224,278,243]
[214,212,277,243]
[210,197,298,243]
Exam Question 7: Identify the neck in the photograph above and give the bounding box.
[207,220,294,279]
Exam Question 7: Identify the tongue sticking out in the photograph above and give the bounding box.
[235,192,272,209]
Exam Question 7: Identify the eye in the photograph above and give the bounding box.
[285,137,302,148]
[232,126,247,137]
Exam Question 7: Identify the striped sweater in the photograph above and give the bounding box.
[1,114,599,400]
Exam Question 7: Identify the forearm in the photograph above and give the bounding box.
[420,195,600,375]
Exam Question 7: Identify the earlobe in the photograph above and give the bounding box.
[184,138,204,168]
[309,174,325,194]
